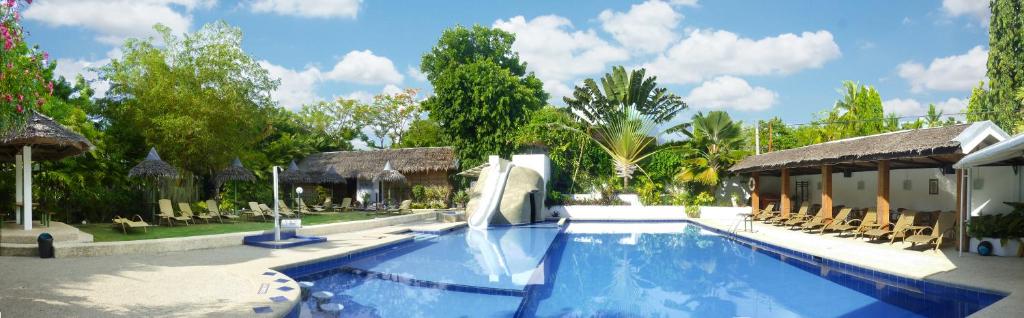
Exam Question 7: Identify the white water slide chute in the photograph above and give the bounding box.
[468,156,515,229]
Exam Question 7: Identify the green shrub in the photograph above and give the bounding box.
[634,176,663,205]
[411,185,426,202]
[453,190,469,207]
[684,192,714,218]
[545,190,565,206]
[967,203,1024,246]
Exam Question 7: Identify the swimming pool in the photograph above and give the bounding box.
[284,221,1006,317]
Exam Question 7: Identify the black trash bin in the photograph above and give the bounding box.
[37,233,54,258]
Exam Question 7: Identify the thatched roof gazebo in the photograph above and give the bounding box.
[319,166,346,184]
[129,148,178,179]
[280,160,312,183]
[2,111,94,231]
[216,157,255,184]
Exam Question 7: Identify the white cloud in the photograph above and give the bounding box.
[598,0,681,53]
[942,0,989,23]
[24,0,211,45]
[882,97,967,117]
[493,15,629,101]
[645,29,841,84]
[669,0,699,7]
[258,60,322,110]
[406,66,427,82]
[344,84,402,103]
[685,76,777,111]
[324,50,404,85]
[897,46,987,92]
[54,58,111,97]
[249,0,361,19]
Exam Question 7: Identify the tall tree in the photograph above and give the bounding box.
[983,0,1024,132]
[677,111,746,188]
[398,118,446,148]
[420,25,547,167]
[99,21,277,196]
[833,81,886,137]
[297,98,359,151]
[517,105,611,192]
[358,88,421,148]
[0,0,53,131]
[924,104,943,128]
[564,66,687,125]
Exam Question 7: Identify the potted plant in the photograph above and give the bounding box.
[967,202,1024,257]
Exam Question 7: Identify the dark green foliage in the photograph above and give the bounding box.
[421,25,548,168]
[564,66,687,125]
[981,0,1024,133]
[398,118,446,148]
[516,106,611,192]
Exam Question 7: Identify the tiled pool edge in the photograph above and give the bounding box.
[273,236,416,278]
[514,223,570,317]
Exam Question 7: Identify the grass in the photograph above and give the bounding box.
[77,212,380,242]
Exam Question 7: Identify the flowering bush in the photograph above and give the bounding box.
[1,0,52,130]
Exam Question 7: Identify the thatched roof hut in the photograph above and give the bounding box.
[0,111,93,162]
[298,147,458,180]
[129,147,178,178]
[216,157,255,184]
[730,122,1007,175]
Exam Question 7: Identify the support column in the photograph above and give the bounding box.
[821,165,833,218]
[23,146,33,231]
[956,169,965,252]
[781,168,791,217]
[15,154,22,225]
[876,160,890,227]
[751,172,761,215]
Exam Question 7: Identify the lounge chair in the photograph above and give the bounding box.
[245,202,267,221]
[769,202,809,224]
[205,200,239,223]
[158,199,190,226]
[112,215,152,234]
[278,200,299,217]
[178,202,212,224]
[337,198,352,212]
[905,211,957,252]
[260,203,295,218]
[829,209,876,236]
[753,203,776,221]
[860,210,917,243]
[313,197,333,212]
[805,207,851,232]
[296,199,316,215]
[387,200,412,214]
[785,205,826,228]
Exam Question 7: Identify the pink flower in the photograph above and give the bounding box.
[42,51,48,61]
[15,104,22,113]
[4,94,11,102]
[18,94,23,101]
[3,39,11,50]
[5,0,14,8]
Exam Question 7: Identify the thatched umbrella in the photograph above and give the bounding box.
[373,161,406,207]
[1,111,94,230]
[216,157,255,207]
[129,147,178,222]
[279,160,310,204]
[318,166,346,202]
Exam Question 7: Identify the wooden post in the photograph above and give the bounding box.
[751,172,761,215]
[821,165,833,218]
[956,169,965,251]
[876,160,890,227]
[781,168,791,217]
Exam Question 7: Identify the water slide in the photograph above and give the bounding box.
[468,156,515,229]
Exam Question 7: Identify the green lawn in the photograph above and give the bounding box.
[77,212,379,242]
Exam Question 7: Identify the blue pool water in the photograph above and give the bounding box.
[287,222,1005,317]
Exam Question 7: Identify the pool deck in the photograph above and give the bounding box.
[695,217,1024,318]
[0,219,451,317]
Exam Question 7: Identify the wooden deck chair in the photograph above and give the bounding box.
[178,202,212,224]
[313,197,333,212]
[158,199,190,226]
[387,200,412,214]
[337,197,352,212]
[770,202,809,225]
[112,215,152,234]
[905,211,957,252]
[806,207,851,232]
[830,209,876,236]
[296,198,314,215]
[785,205,824,228]
[205,200,238,223]
[753,203,776,221]
[246,202,267,221]
[860,210,917,243]
[261,203,294,218]
[277,200,299,217]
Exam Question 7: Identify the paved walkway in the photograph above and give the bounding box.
[696,218,1024,318]
[0,220,455,317]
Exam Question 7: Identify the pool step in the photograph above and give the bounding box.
[412,233,439,241]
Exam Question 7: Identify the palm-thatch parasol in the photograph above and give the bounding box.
[1,111,94,230]
[279,160,311,204]
[217,157,255,207]
[373,161,406,207]
[128,147,178,223]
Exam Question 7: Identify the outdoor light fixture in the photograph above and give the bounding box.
[843,171,852,178]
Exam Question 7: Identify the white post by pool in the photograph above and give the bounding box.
[15,154,22,225]
[272,166,281,241]
[23,146,32,231]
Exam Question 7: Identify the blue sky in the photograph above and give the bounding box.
[23,0,990,124]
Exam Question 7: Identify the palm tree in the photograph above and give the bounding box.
[590,105,663,187]
[564,66,687,125]
[924,104,943,128]
[676,111,746,187]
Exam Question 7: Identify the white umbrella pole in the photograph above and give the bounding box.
[23,146,32,231]
[273,166,281,241]
[15,154,22,225]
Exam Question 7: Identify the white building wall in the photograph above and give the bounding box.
[968,166,1024,216]
[775,168,962,213]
